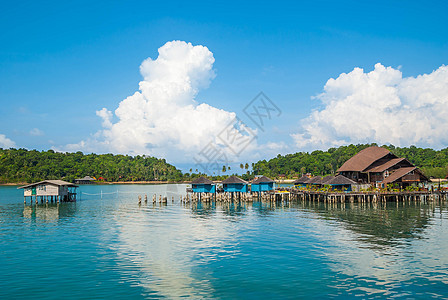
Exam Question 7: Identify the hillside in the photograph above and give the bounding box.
[0,148,183,184]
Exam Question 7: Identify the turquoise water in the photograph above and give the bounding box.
[1,184,448,299]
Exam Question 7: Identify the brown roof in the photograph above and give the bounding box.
[18,180,78,189]
[294,175,311,184]
[382,167,417,184]
[222,175,248,184]
[337,146,393,172]
[307,176,323,184]
[191,177,214,185]
[321,176,335,184]
[252,176,274,184]
[327,175,357,185]
[364,158,409,173]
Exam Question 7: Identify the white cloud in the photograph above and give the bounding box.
[65,41,257,162]
[29,128,44,136]
[292,63,448,149]
[0,134,16,148]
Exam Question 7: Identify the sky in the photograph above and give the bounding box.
[1,0,447,172]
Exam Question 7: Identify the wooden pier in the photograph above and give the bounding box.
[176,189,448,205]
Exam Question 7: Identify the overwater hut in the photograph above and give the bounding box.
[251,176,275,192]
[337,146,428,187]
[191,177,216,193]
[307,176,323,187]
[326,175,356,191]
[19,180,78,203]
[75,176,96,184]
[222,176,249,193]
[294,175,311,188]
[381,167,428,188]
[321,175,335,185]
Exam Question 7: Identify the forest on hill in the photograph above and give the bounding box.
[252,144,448,179]
[1,144,448,184]
[0,148,183,183]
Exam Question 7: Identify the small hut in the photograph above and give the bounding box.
[307,176,323,186]
[326,175,356,191]
[294,175,311,188]
[222,176,249,193]
[191,177,216,193]
[19,180,78,203]
[75,176,96,184]
[381,167,428,188]
[251,175,275,192]
[321,176,335,185]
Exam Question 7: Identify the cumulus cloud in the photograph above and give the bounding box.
[66,41,257,162]
[29,128,44,136]
[292,63,448,149]
[0,134,16,148]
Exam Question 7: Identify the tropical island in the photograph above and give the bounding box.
[1,144,448,185]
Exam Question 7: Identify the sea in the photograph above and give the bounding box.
[1,184,447,299]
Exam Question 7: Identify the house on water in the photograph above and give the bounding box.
[337,146,428,188]
[19,180,78,203]
[222,176,249,193]
[294,175,311,188]
[191,177,216,193]
[307,176,323,187]
[326,175,356,191]
[251,176,275,192]
[75,176,96,184]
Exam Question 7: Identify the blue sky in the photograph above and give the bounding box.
[1,0,448,170]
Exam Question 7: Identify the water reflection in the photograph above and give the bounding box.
[82,186,448,298]
[301,201,435,248]
[110,197,241,298]
[22,203,77,223]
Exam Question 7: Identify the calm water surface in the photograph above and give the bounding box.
[1,184,448,299]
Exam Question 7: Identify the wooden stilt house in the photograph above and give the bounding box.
[337,146,428,187]
[326,175,356,191]
[251,176,275,192]
[222,176,249,193]
[294,175,311,188]
[191,177,216,193]
[19,180,78,203]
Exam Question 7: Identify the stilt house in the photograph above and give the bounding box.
[19,180,78,202]
[222,176,249,193]
[191,177,216,193]
[337,146,428,187]
[251,176,275,192]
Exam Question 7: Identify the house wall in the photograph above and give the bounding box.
[252,182,274,192]
[192,184,216,193]
[402,173,421,182]
[23,184,68,197]
[223,183,248,193]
